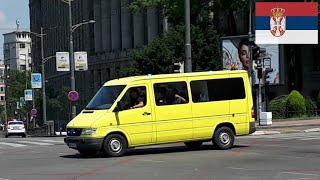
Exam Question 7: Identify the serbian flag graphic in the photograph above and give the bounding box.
[255,2,318,44]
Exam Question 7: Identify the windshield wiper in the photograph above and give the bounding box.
[84,107,100,110]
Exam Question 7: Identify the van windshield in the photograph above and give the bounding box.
[85,85,126,110]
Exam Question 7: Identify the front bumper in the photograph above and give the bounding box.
[249,121,256,134]
[64,137,104,151]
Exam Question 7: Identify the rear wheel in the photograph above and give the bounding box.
[213,126,234,150]
[22,134,26,138]
[5,134,8,138]
[184,141,203,149]
[103,134,127,157]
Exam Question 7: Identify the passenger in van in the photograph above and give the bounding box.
[129,88,145,109]
[166,90,187,105]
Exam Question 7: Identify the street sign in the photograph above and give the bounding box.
[25,89,33,101]
[31,109,37,116]
[31,73,42,88]
[68,91,79,102]
[56,52,70,71]
[74,51,88,71]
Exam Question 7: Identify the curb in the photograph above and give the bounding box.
[251,127,320,136]
[256,123,320,129]
[250,131,281,136]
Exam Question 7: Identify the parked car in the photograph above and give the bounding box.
[5,120,26,138]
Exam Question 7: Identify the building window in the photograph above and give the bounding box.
[190,78,246,103]
[313,47,320,71]
[0,87,4,92]
[0,96,4,101]
[20,65,26,70]
[153,82,189,106]
[20,43,26,48]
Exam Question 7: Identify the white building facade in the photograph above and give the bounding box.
[3,31,32,71]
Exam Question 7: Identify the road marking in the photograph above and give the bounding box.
[36,139,64,143]
[288,178,310,180]
[227,167,255,171]
[299,137,320,141]
[280,172,319,177]
[0,142,27,148]
[139,159,164,163]
[0,177,12,180]
[16,141,53,146]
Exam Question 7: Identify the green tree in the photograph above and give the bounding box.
[6,70,32,119]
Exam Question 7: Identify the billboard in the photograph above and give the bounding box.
[74,51,88,71]
[56,52,70,72]
[222,35,280,85]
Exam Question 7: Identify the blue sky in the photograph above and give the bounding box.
[0,0,30,59]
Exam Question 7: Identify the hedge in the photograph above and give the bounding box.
[304,96,317,116]
[286,90,306,118]
[269,95,288,119]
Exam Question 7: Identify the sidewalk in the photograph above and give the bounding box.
[253,118,320,135]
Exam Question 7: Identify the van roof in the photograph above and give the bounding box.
[104,70,247,86]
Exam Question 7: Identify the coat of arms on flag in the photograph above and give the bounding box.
[270,7,286,37]
[255,2,318,44]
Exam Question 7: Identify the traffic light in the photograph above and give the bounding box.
[263,68,273,84]
[173,62,184,73]
[256,61,263,79]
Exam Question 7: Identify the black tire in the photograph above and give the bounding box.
[103,134,127,157]
[78,150,97,157]
[184,141,203,149]
[22,134,26,138]
[213,126,235,150]
[5,134,8,138]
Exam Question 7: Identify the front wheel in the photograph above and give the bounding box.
[103,134,127,157]
[184,141,203,149]
[213,127,234,150]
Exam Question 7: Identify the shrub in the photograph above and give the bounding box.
[304,96,317,116]
[286,90,306,118]
[269,95,288,119]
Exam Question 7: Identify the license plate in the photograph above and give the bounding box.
[68,143,77,148]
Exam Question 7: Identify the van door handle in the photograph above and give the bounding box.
[143,112,151,116]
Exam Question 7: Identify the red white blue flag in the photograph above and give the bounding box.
[255,2,318,44]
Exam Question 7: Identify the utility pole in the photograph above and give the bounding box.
[41,27,47,125]
[4,65,8,123]
[68,0,76,119]
[184,0,192,73]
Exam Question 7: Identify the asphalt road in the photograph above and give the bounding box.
[0,132,319,180]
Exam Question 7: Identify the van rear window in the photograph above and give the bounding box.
[190,78,245,102]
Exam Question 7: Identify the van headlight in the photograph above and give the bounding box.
[81,128,97,135]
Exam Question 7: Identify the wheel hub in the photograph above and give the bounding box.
[109,138,122,152]
[219,132,230,145]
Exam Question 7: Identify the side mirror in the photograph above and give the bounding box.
[116,101,124,111]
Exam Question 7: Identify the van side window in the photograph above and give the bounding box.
[154,82,189,106]
[120,86,147,110]
[190,78,245,102]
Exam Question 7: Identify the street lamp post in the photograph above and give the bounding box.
[63,0,95,119]
[184,0,192,73]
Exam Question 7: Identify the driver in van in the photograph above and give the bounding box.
[129,88,145,109]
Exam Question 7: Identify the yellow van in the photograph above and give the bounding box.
[64,70,256,157]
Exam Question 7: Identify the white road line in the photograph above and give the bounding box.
[0,142,27,148]
[0,177,12,180]
[227,167,255,171]
[16,141,54,146]
[280,172,319,177]
[139,159,164,163]
[299,137,320,141]
[35,139,64,143]
[288,178,309,180]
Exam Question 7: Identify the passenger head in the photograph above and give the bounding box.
[130,88,139,99]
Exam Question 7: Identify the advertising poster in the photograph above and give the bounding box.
[56,52,70,72]
[222,35,280,85]
[74,51,88,71]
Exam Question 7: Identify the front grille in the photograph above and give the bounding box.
[67,128,82,136]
